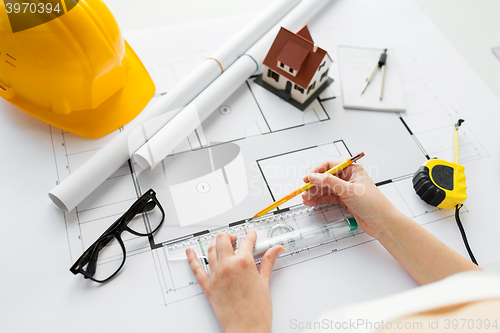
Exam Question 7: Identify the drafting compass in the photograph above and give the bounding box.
[361,49,388,100]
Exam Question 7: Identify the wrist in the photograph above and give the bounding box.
[370,209,409,241]
[221,311,272,333]
[224,323,271,333]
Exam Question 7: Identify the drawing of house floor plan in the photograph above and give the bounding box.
[50,12,487,311]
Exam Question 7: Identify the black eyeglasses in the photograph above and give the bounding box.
[70,189,165,283]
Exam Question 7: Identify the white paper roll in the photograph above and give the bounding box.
[133,0,330,170]
[133,104,202,169]
[48,0,301,212]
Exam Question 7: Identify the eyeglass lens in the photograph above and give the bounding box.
[82,234,125,282]
[125,197,163,235]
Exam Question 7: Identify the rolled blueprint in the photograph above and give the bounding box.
[48,0,301,212]
[133,0,330,170]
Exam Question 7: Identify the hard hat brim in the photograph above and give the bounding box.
[5,41,155,139]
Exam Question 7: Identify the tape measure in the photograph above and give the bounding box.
[412,119,477,265]
[412,119,467,210]
[412,159,467,209]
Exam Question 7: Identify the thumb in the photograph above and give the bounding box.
[259,246,285,285]
[308,173,350,196]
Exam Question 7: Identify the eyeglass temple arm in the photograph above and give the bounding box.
[70,235,115,276]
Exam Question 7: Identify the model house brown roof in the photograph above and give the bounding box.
[278,41,309,71]
[296,25,313,42]
[263,25,331,89]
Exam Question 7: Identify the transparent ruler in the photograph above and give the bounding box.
[164,203,362,264]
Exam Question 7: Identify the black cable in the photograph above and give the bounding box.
[455,204,478,265]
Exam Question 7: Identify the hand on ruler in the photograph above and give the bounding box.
[186,230,285,333]
[302,161,399,239]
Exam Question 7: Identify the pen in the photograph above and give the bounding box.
[252,152,365,219]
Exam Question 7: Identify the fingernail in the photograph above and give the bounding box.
[186,248,191,255]
[278,247,286,255]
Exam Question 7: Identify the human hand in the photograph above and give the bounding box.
[186,231,285,333]
[302,161,401,238]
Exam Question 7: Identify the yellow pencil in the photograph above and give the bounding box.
[252,152,365,219]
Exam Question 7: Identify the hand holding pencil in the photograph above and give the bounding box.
[252,153,365,219]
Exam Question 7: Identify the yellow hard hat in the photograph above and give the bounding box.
[0,0,155,138]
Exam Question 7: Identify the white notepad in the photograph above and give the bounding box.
[338,46,406,112]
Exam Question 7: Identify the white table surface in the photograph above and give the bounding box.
[416,0,500,102]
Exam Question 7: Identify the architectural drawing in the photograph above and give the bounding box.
[166,142,248,226]
[49,10,488,318]
[257,140,352,208]
[5,1,500,333]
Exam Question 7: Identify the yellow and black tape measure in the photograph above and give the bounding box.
[412,119,477,265]
[412,158,467,210]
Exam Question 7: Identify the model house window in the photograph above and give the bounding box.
[294,84,304,93]
[271,70,280,83]
[280,62,285,68]
[307,81,316,94]
[321,68,329,82]
[289,68,294,74]
[318,61,326,71]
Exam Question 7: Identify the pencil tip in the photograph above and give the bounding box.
[251,214,258,219]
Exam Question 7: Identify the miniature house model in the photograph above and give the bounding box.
[258,25,332,110]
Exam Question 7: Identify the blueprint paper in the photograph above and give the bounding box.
[133,0,330,169]
[2,1,500,332]
[48,0,304,213]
